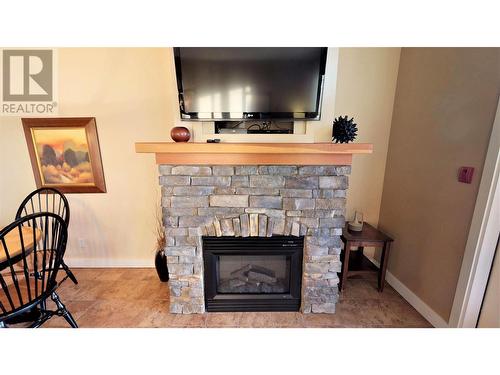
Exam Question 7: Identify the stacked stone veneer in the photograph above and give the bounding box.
[159,165,350,314]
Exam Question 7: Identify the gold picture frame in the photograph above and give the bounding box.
[22,117,106,193]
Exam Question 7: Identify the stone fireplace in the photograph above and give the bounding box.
[159,164,350,314]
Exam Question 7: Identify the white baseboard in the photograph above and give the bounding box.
[64,258,154,268]
[366,256,449,328]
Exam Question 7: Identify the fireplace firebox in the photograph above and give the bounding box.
[203,236,304,312]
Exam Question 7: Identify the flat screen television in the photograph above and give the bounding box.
[174,47,327,121]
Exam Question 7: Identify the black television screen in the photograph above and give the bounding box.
[174,47,327,121]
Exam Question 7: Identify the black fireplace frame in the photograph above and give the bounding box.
[203,236,303,312]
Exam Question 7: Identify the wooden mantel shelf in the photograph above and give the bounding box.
[135,142,373,165]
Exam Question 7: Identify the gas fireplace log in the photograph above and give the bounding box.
[247,264,276,278]
[247,271,277,284]
[230,264,276,278]
[230,264,253,281]
[229,278,247,288]
[229,264,278,284]
[219,277,287,293]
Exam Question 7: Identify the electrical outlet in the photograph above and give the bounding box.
[78,238,87,249]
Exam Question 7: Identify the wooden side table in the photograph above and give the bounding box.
[340,222,394,292]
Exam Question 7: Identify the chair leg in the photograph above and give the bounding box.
[61,261,78,285]
[39,299,47,315]
[30,314,51,328]
[51,292,78,328]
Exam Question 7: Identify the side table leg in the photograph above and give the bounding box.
[340,241,351,292]
[356,246,364,262]
[357,246,364,255]
[378,242,391,292]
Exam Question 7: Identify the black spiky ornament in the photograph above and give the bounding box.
[332,116,358,143]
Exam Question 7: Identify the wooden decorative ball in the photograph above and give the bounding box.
[170,126,191,142]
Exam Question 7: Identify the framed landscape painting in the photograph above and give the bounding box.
[22,117,106,193]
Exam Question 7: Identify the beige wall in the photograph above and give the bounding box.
[0,48,175,266]
[335,48,400,226]
[0,47,400,267]
[378,48,500,322]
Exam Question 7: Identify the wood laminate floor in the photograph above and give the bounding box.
[41,268,432,328]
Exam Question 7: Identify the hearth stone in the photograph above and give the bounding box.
[159,164,350,314]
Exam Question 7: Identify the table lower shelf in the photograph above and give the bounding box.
[346,252,379,277]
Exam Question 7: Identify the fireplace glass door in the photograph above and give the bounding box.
[217,255,291,294]
[203,236,303,312]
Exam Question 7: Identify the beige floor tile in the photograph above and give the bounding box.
[31,268,432,328]
[381,299,432,327]
[339,279,401,301]
[75,300,148,328]
[43,300,98,328]
[269,312,304,328]
[137,300,175,328]
[169,313,207,328]
[334,298,405,327]
[302,313,345,328]
[206,312,243,327]
[237,312,275,328]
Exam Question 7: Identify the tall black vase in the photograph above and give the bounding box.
[155,248,169,282]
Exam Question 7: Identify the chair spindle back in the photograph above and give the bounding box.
[0,213,68,322]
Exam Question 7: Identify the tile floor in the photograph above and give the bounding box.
[42,268,432,328]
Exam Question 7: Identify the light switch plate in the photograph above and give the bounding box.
[458,166,474,184]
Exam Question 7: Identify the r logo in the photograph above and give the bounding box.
[2,50,53,101]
